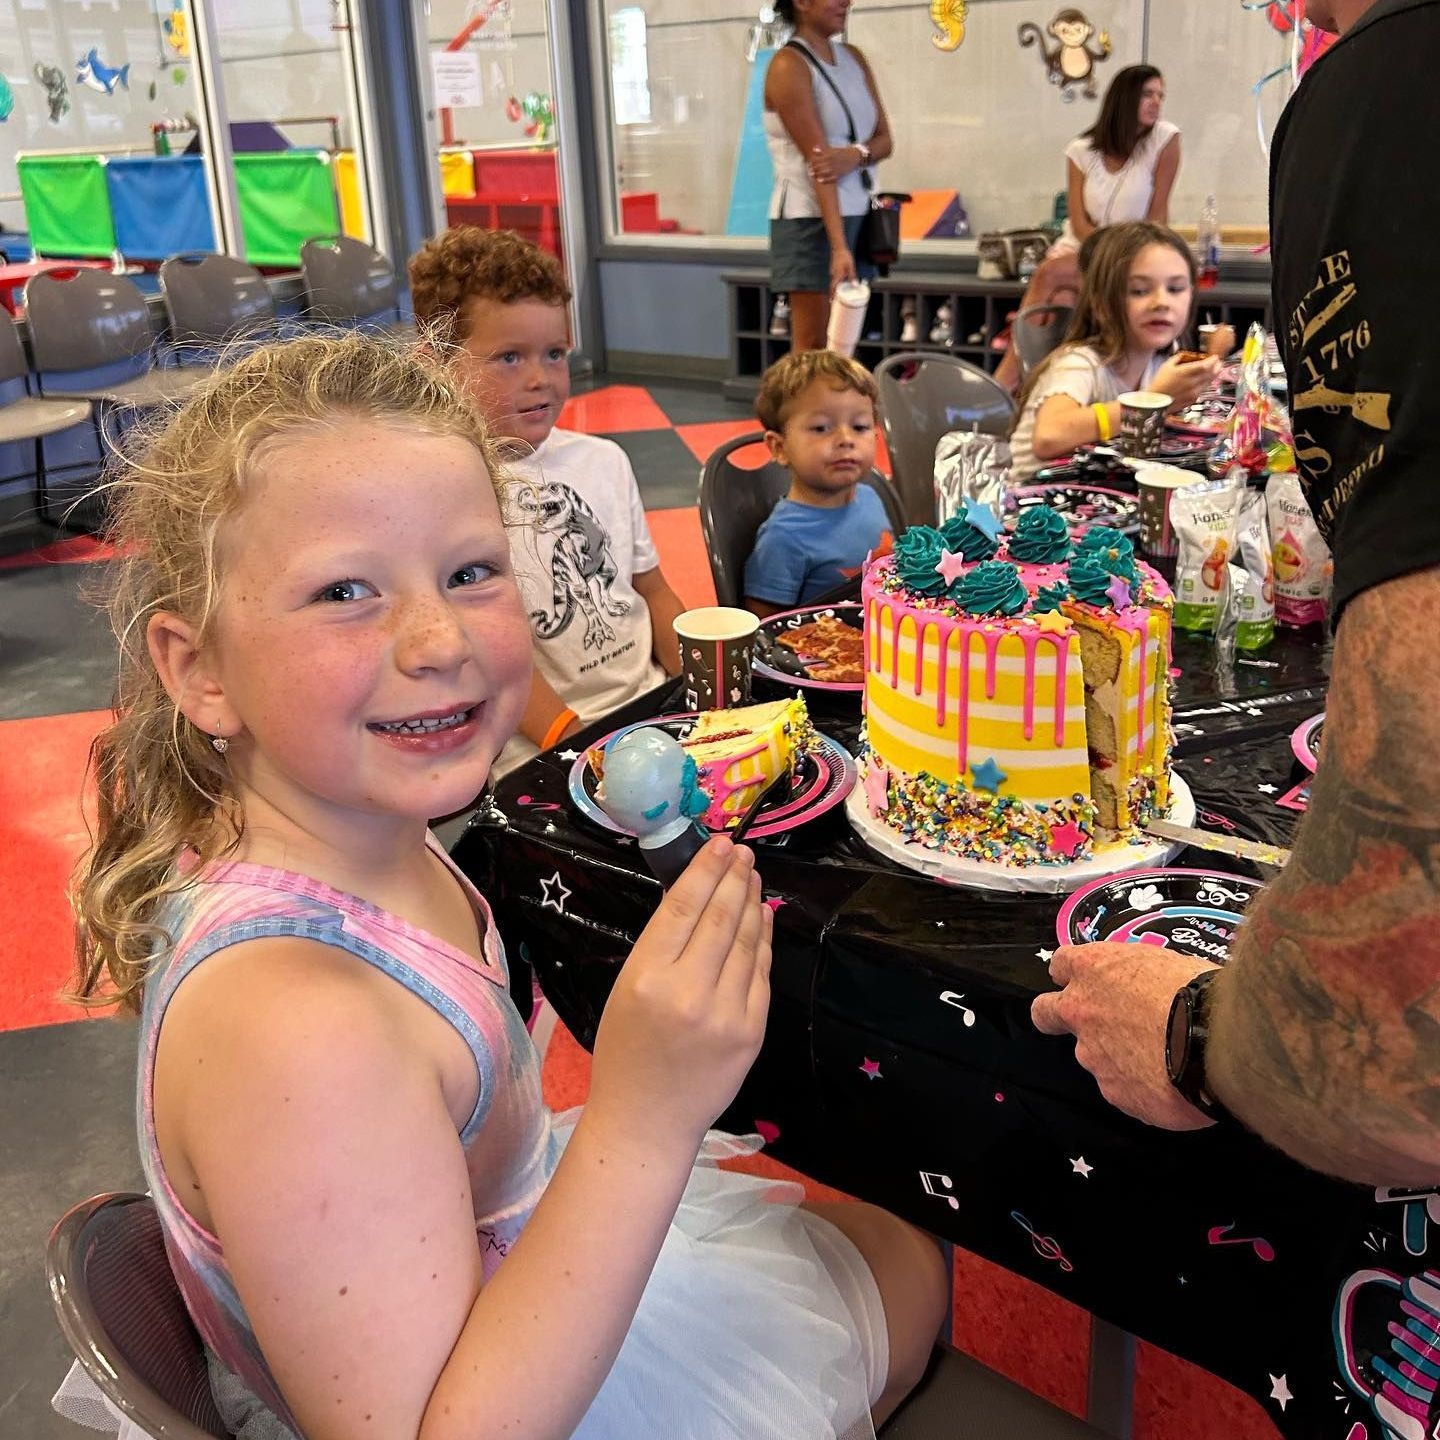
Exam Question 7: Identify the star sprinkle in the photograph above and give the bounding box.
[970,756,1008,794]
[1035,609,1072,635]
[963,497,1005,541]
[539,871,572,915]
[859,1057,883,1080]
[1269,1376,1293,1412]
[1048,820,1087,859]
[1071,1157,1093,1178]
[934,547,969,586]
[1106,575,1133,609]
[864,761,891,816]
[1257,783,1278,795]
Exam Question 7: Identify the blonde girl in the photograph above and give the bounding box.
[1008,220,1222,483]
[60,334,946,1440]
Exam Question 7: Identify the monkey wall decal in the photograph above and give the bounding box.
[929,0,968,51]
[1018,9,1112,101]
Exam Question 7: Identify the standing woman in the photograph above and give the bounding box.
[765,0,894,352]
[996,64,1180,393]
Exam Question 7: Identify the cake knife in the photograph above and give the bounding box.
[1141,819,1292,869]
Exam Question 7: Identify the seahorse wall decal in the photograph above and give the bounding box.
[930,0,968,51]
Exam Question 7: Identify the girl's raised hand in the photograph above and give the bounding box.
[586,837,773,1153]
[1154,352,1222,410]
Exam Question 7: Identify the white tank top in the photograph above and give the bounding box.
[766,39,878,221]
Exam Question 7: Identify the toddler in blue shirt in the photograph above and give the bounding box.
[744,350,892,616]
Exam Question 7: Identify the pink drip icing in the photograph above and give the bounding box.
[889,612,902,689]
[956,628,972,772]
[984,629,1001,699]
[935,625,952,727]
[1136,616,1150,759]
[914,619,930,696]
[701,738,769,820]
[1051,632,1071,744]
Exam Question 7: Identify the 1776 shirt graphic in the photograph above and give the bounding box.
[1285,248,1393,531]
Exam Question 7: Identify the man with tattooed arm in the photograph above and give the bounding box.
[1031,0,1440,1184]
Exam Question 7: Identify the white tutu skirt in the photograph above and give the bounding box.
[54,1116,885,1440]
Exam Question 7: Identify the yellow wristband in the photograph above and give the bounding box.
[1092,402,1112,442]
[541,708,578,752]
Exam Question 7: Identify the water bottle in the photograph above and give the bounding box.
[1197,194,1220,290]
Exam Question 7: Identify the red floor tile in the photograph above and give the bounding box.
[675,419,762,466]
[559,385,671,434]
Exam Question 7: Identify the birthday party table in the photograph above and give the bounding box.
[450,627,1439,1440]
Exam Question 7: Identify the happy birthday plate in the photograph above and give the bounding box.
[845,769,1194,896]
[753,602,864,693]
[1291,713,1324,774]
[1008,483,1141,538]
[1056,866,1266,963]
[569,713,856,841]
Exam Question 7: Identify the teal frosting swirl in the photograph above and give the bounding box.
[955,560,1028,617]
[893,525,949,596]
[1030,580,1071,615]
[1071,525,1139,582]
[1007,506,1072,564]
[937,515,999,563]
[1067,553,1129,608]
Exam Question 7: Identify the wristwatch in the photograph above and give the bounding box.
[853,142,872,164]
[1164,970,1233,1122]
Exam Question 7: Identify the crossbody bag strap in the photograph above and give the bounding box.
[784,39,874,193]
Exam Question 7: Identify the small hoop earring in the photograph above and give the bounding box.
[211,735,229,755]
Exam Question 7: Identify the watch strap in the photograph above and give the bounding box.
[1165,969,1235,1123]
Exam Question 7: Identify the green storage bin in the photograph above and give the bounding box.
[17,154,116,258]
[234,151,340,268]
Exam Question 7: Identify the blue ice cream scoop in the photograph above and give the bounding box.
[594,727,710,886]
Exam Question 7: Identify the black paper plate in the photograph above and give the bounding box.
[1291,714,1323,774]
[753,602,865,693]
[569,714,856,841]
[1008,483,1140,538]
[1055,868,1265,964]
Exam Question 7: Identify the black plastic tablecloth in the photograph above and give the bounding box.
[451,627,1438,1440]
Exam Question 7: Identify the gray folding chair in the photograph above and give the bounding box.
[874,352,1017,528]
[159,252,277,351]
[48,1192,231,1439]
[1012,302,1075,379]
[0,310,93,523]
[698,429,904,608]
[24,267,205,410]
[300,233,408,331]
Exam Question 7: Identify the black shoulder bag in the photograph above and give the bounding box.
[784,39,909,273]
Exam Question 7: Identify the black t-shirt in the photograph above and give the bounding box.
[1269,0,1440,619]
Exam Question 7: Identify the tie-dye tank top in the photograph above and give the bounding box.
[136,838,558,1431]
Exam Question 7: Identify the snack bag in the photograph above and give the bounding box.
[1266,471,1333,627]
[1214,324,1296,477]
[1171,478,1243,633]
[1233,486,1275,651]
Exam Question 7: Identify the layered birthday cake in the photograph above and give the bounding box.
[859,503,1173,867]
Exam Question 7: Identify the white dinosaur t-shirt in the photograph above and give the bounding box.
[493,427,666,778]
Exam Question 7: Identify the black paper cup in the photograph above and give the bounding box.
[1117,390,1171,459]
[675,607,760,710]
[1132,460,1200,559]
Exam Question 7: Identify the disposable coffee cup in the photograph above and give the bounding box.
[826,279,871,358]
[1131,460,1202,559]
[1117,390,1171,459]
[674,607,760,711]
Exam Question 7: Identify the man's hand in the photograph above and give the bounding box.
[1031,942,1217,1131]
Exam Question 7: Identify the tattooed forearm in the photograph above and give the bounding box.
[1206,567,1440,1183]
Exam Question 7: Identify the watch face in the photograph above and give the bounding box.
[1166,989,1191,1082]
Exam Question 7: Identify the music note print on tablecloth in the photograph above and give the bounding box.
[920,1170,959,1210]
[1207,1222,1276,1262]
[1011,1211,1074,1272]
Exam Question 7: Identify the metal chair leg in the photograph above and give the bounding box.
[1086,1317,1137,1438]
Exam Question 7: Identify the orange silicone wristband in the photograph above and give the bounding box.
[541,708,578,752]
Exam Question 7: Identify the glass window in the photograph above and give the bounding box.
[592,0,1301,251]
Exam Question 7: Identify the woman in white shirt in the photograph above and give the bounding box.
[765,0,894,351]
[996,65,1180,394]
